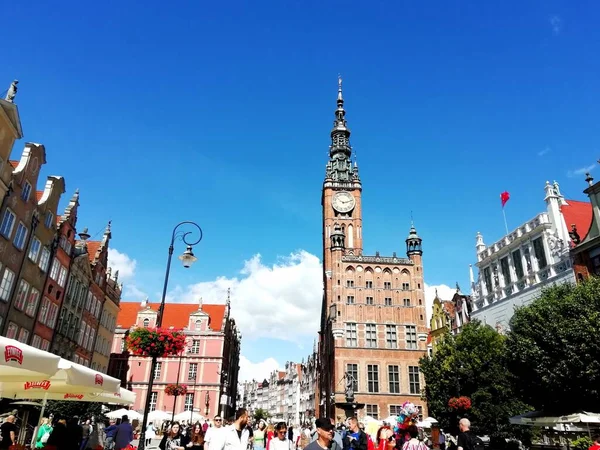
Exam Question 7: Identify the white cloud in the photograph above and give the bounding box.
[124,283,147,301]
[170,251,323,341]
[538,147,550,157]
[108,248,137,281]
[424,283,457,325]
[239,355,282,382]
[567,164,595,178]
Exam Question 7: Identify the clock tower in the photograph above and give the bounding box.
[318,79,429,420]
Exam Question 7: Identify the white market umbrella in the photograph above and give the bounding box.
[148,410,172,421]
[0,337,61,381]
[106,408,133,419]
[91,388,136,405]
[174,411,205,423]
[2,387,135,405]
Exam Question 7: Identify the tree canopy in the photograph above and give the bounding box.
[420,321,529,437]
[506,277,600,413]
[45,400,103,420]
[253,408,269,422]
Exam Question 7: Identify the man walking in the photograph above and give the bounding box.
[303,419,334,450]
[205,415,227,450]
[456,419,483,450]
[342,418,367,450]
[222,409,250,450]
[113,416,134,450]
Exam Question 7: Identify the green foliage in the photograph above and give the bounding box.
[571,436,593,450]
[506,277,600,413]
[253,408,269,422]
[45,400,102,420]
[420,322,529,437]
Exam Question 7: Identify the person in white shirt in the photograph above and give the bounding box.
[222,409,250,450]
[205,416,227,450]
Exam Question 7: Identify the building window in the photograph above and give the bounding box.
[346,364,358,392]
[402,282,410,290]
[347,295,355,304]
[405,325,417,350]
[6,322,18,339]
[366,323,377,348]
[184,393,195,411]
[190,341,200,354]
[500,257,511,284]
[384,282,391,290]
[0,209,16,238]
[388,365,400,393]
[28,237,41,262]
[366,404,378,419]
[384,297,392,306]
[154,362,162,380]
[31,335,42,349]
[0,268,15,302]
[58,267,68,287]
[13,223,27,250]
[346,280,354,287]
[44,212,53,229]
[385,325,397,349]
[483,267,492,293]
[365,281,373,289]
[38,247,50,272]
[513,249,524,279]
[408,366,421,394]
[533,237,548,269]
[21,181,32,202]
[403,298,411,306]
[195,319,201,330]
[367,365,379,393]
[14,279,30,311]
[150,392,158,411]
[188,363,198,381]
[366,296,373,305]
[390,405,403,416]
[345,323,357,347]
[50,259,60,281]
[142,318,150,327]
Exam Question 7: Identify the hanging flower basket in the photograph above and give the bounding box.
[125,327,186,357]
[165,384,188,396]
[448,396,472,411]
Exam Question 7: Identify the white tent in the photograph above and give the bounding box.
[106,409,143,420]
[509,411,600,426]
[148,410,172,422]
[0,337,61,381]
[174,411,205,423]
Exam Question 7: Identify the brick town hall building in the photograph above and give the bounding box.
[318,79,429,420]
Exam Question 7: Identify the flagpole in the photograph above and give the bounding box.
[502,208,509,235]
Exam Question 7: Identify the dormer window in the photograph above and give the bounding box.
[195,319,201,330]
[143,318,150,327]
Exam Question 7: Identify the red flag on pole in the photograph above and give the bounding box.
[500,191,510,208]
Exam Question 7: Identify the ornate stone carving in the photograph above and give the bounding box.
[547,232,565,257]
[5,80,18,102]
[342,255,412,265]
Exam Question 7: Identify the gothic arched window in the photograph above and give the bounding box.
[143,318,150,327]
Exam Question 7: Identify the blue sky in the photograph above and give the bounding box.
[3,1,599,380]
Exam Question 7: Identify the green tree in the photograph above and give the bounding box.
[253,408,269,422]
[506,277,600,413]
[420,321,529,437]
[45,400,103,420]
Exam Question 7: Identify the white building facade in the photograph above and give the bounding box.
[470,181,590,330]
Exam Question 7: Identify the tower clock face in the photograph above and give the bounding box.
[332,191,356,213]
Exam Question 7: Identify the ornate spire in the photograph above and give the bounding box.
[406,222,423,256]
[325,76,359,183]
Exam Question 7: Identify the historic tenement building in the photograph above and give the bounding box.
[572,171,600,279]
[429,285,472,353]
[317,79,429,420]
[94,266,121,373]
[470,181,592,331]
[110,297,240,419]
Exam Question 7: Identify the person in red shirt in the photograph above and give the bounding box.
[589,435,600,450]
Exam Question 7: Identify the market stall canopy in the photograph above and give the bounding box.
[148,410,172,422]
[0,337,61,381]
[106,409,142,420]
[509,411,600,426]
[174,411,205,423]
[1,387,135,405]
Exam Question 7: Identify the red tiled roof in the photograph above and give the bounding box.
[36,191,44,202]
[86,241,101,262]
[117,301,226,332]
[562,200,593,241]
[9,160,18,169]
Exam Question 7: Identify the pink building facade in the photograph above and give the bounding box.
[109,298,241,419]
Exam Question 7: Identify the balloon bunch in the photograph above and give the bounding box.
[393,402,420,446]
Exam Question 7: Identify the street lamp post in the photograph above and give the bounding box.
[137,222,203,450]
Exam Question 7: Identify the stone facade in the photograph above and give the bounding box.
[429,287,472,353]
[109,298,240,419]
[571,171,600,280]
[240,357,316,425]
[470,181,592,330]
[318,80,429,421]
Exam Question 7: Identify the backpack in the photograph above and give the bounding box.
[468,434,484,450]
